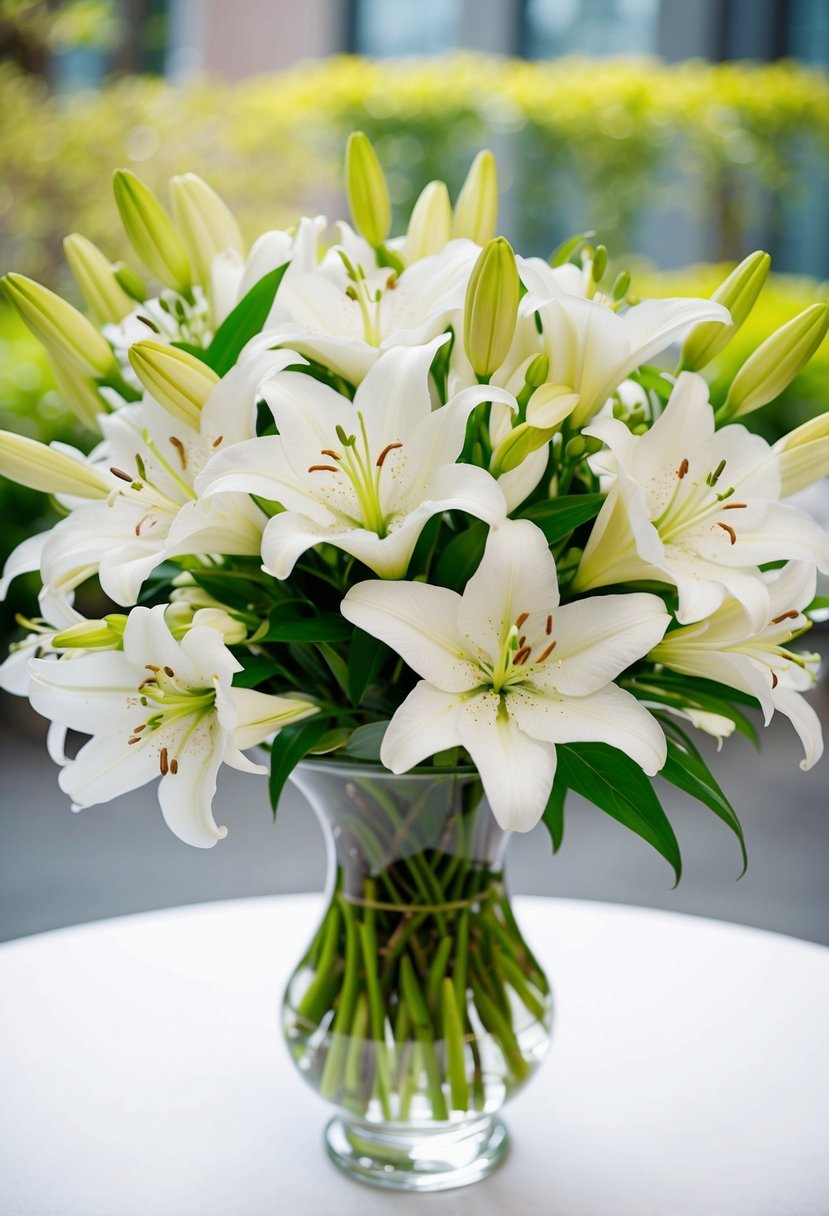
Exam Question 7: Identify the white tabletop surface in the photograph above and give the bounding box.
[1,894,827,1216]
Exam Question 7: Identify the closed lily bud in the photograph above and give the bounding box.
[63,234,135,325]
[50,355,107,431]
[721,301,829,420]
[774,412,829,496]
[128,340,219,428]
[491,421,556,475]
[345,131,391,249]
[452,150,498,244]
[52,615,127,651]
[463,237,520,380]
[679,250,770,373]
[170,173,244,289]
[113,169,192,294]
[525,383,581,430]
[1,273,116,377]
[113,260,147,302]
[404,180,452,263]
[0,430,110,498]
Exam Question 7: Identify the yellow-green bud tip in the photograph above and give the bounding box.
[463,237,520,380]
[453,150,498,245]
[113,169,192,295]
[345,131,391,249]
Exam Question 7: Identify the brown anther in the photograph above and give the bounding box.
[145,665,160,672]
[169,758,179,775]
[308,464,340,474]
[717,522,737,545]
[110,466,133,483]
[169,436,187,470]
[772,610,800,624]
[518,635,526,648]
[134,514,151,537]
[128,737,141,745]
[159,747,169,776]
[133,724,146,733]
[537,639,557,663]
[386,273,398,290]
[212,435,223,447]
[677,457,689,479]
[513,646,532,666]
[771,671,779,689]
[545,614,553,635]
[376,442,403,468]
[723,502,747,510]
[138,677,157,690]
[163,666,174,678]
[515,612,529,629]
[320,449,342,461]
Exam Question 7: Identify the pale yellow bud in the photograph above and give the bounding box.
[679,251,770,373]
[404,180,452,263]
[452,150,498,244]
[1,273,116,377]
[721,301,829,419]
[525,383,580,430]
[63,234,135,325]
[170,173,244,289]
[52,615,127,650]
[50,355,107,431]
[128,340,219,428]
[774,411,829,496]
[0,430,110,498]
[345,131,391,248]
[113,169,192,294]
[463,237,520,380]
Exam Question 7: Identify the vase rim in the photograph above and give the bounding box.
[295,756,480,779]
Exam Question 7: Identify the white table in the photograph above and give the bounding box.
[1,895,827,1216]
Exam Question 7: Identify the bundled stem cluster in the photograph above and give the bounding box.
[283,767,552,1124]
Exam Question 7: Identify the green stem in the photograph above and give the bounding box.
[441,978,469,1112]
[400,955,448,1121]
[320,900,361,1102]
[358,882,393,1120]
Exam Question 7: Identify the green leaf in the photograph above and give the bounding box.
[541,773,566,853]
[625,676,760,746]
[231,655,289,689]
[345,721,389,761]
[657,725,747,876]
[170,340,212,363]
[517,493,604,544]
[557,743,682,884]
[261,611,353,643]
[348,627,388,706]
[268,716,332,816]
[204,263,289,376]
[433,519,488,590]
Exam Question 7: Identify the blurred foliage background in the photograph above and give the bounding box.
[1,22,828,627]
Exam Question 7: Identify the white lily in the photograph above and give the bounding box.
[28,605,317,848]
[0,600,83,697]
[651,562,823,770]
[198,339,509,580]
[341,519,669,831]
[572,373,829,629]
[263,227,479,383]
[518,260,730,426]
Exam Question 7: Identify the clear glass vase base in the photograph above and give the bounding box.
[324,1113,509,1192]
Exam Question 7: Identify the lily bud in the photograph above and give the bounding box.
[345,131,391,248]
[53,615,127,651]
[170,173,244,289]
[0,430,110,498]
[525,354,550,389]
[491,421,556,475]
[452,150,498,244]
[590,244,607,286]
[113,261,147,301]
[525,383,580,430]
[50,355,107,431]
[113,169,192,294]
[1,273,116,377]
[679,251,770,373]
[463,237,520,380]
[404,180,451,263]
[128,340,219,428]
[63,234,135,325]
[774,412,829,496]
[721,301,829,420]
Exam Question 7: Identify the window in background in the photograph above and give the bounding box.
[788,0,829,66]
[350,0,461,56]
[524,0,660,58]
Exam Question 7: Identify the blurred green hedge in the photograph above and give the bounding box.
[3,54,829,287]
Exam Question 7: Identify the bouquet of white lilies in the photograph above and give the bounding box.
[1,132,828,880]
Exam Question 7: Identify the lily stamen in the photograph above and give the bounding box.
[676,457,689,479]
[515,612,529,629]
[159,747,169,775]
[717,522,737,545]
[772,609,800,624]
[537,639,557,662]
[169,436,187,470]
[376,442,403,468]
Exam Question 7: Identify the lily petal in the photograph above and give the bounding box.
[381,682,466,772]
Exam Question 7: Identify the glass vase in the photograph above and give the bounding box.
[282,760,553,1192]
